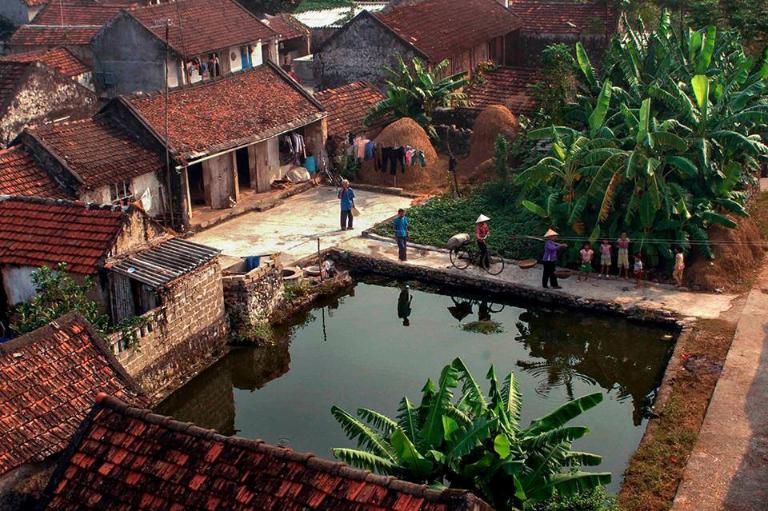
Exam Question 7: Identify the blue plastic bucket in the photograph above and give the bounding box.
[305,155,317,174]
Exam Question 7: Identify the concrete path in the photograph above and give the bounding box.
[337,236,738,320]
[672,270,768,511]
[190,186,411,264]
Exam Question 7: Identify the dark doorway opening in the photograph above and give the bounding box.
[236,147,251,189]
[188,163,206,206]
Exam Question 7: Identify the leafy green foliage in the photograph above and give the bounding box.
[365,56,470,138]
[331,358,610,509]
[518,11,768,264]
[532,43,578,124]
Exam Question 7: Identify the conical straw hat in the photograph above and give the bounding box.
[476,214,490,223]
[544,228,559,238]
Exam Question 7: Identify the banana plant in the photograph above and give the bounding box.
[331,357,610,510]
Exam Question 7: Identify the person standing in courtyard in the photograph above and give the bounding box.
[476,214,491,269]
[617,232,631,279]
[393,208,409,261]
[599,239,612,278]
[338,179,355,230]
[673,247,685,288]
[578,242,594,281]
[542,229,566,289]
[633,253,644,289]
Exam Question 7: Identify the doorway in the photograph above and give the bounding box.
[236,147,251,189]
[188,163,206,206]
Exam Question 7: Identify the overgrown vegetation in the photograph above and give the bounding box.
[365,56,470,138]
[462,320,504,335]
[11,264,147,348]
[517,11,768,267]
[331,357,611,510]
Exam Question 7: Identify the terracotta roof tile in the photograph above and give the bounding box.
[40,395,493,511]
[509,0,613,36]
[0,196,130,274]
[125,64,325,160]
[127,0,276,57]
[0,313,146,476]
[374,0,520,63]
[465,66,544,116]
[0,47,90,78]
[27,115,165,189]
[8,25,100,47]
[261,12,309,41]
[315,81,384,138]
[0,146,69,198]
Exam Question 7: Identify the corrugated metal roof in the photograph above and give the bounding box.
[110,238,220,288]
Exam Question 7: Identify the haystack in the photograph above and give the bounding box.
[355,117,446,192]
[465,105,519,172]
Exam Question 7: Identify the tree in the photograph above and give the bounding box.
[10,264,110,335]
[331,357,610,510]
[365,55,470,138]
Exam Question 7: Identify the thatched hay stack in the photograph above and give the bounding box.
[375,117,438,163]
[467,105,519,165]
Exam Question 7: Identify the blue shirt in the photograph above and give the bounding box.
[338,188,355,210]
[393,216,408,237]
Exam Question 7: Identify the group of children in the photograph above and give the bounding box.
[577,233,686,288]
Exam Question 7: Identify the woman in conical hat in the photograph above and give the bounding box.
[475,214,490,269]
[541,227,566,289]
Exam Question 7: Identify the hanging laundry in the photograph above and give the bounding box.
[364,140,376,161]
[389,147,406,175]
[355,137,370,160]
[418,150,427,167]
[405,148,417,166]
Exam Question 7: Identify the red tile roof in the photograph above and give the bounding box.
[315,81,385,138]
[124,63,326,161]
[509,0,613,36]
[26,115,165,189]
[0,146,69,198]
[0,47,90,78]
[465,66,544,116]
[0,313,146,476]
[0,196,131,274]
[10,1,135,47]
[262,12,310,41]
[127,0,276,58]
[40,395,493,511]
[374,0,520,63]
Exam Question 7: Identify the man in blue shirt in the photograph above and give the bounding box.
[338,179,355,230]
[393,208,409,261]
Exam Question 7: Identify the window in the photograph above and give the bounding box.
[109,180,133,204]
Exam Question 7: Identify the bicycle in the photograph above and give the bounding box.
[449,240,505,275]
[320,167,343,188]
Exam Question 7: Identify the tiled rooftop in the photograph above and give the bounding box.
[374,0,520,63]
[262,12,309,41]
[509,0,614,36]
[464,66,544,116]
[127,0,276,57]
[125,64,325,160]
[40,395,493,511]
[0,196,130,274]
[0,146,69,199]
[315,81,385,138]
[0,47,90,78]
[0,313,145,476]
[26,115,165,189]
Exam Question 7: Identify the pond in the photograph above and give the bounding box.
[157,279,674,492]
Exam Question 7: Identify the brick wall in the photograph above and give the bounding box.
[110,259,229,401]
[222,259,284,329]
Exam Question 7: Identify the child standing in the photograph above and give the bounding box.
[578,243,594,281]
[633,253,644,289]
[599,239,612,278]
[673,247,685,288]
[617,232,631,279]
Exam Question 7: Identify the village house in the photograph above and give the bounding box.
[292,1,389,52]
[463,66,544,118]
[5,1,138,65]
[0,145,70,198]
[0,60,95,146]
[314,80,385,141]
[0,195,229,398]
[38,394,494,511]
[92,0,279,97]
[259,12,311,73]
[0,313,146,511]
[101,62,327,228]
[0,47,94,89]
[0,0,46,26]
[315,0,521,88]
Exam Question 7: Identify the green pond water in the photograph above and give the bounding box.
[158,280,674,492]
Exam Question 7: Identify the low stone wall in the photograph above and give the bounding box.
[329,249,683,327]
[222,259,285,329]
[109,260,229,401]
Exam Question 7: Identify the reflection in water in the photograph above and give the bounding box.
[157,281,673,490]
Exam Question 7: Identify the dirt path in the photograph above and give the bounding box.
[672,268,768,511]
[337,236,738,320]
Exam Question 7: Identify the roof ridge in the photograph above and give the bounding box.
[92,394,485,503]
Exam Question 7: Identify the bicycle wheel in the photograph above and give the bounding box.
[487,302,506,313]
[485,251,506,275]
[450,247,471,269]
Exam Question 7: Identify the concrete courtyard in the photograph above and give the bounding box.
[190,186,411,264]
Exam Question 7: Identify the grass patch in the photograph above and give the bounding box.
[373,184,547,260]
[619,319,736,511]
[462,320,504,335]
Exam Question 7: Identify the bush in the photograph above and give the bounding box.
[534,487,619,511]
